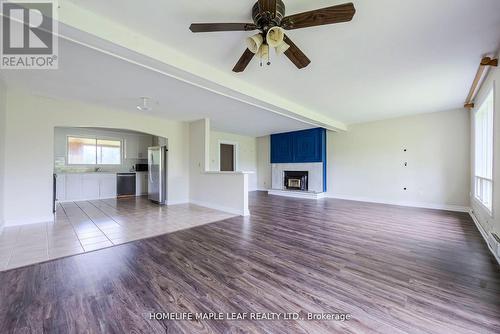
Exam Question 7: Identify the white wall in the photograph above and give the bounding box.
[209,131,257,191]
[257,136,271,190]
[3,91,190,226]
[189,119,249,216]
[0,80,6,230]
[328,109,471,210]
[255,110,471,210]
[53,127,152,173]
[471,61,499,237]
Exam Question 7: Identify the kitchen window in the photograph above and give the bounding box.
[67,136,122,165]
[474,88,494,212]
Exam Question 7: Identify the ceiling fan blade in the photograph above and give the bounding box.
[189,23,257,33]
[233,49,255,73]
[258,0,277,17]
[281,2,356,30]
[283,35,311,69]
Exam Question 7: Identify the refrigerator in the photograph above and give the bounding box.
[148,146,168,205]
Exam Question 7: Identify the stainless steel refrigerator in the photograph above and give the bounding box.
[148,146,168,205]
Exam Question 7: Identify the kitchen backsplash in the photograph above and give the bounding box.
[54,156,147,173]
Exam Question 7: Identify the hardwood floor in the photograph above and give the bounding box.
[0,192,499,333]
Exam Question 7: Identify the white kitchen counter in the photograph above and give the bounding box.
[55,172,149,202]
[55,171,149,175]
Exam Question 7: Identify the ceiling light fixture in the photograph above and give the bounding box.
[189,1,356,73]
[137,97,152,112]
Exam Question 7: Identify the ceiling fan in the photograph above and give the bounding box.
[189,1,356,72]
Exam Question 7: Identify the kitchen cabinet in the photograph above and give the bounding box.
[138,135,152,159]
[125,135,139,159]
[99,174,117,199]
[125,134,152,159]
[82,174,100,199]
[57,173,118,202]
[65,174,83,201]
[136,172,148,196]
[55,174,66,201]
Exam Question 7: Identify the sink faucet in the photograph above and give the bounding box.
[95,167,102,172]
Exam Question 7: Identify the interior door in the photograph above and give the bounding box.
[220,144,235,172]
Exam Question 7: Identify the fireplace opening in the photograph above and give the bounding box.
[284,171,309,191]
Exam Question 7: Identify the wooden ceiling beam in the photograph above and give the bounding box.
[464,56,498,110]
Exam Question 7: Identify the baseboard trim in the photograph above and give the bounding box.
[189,200,249,217]
[468,210,500,265]
[4,216,55,227]
[167,200,189,205]
[326,194,470,213]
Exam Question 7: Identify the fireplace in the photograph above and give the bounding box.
[284,171,308,191]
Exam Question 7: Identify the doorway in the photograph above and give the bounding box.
[219,143,236,172]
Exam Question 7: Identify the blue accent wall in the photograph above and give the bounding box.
[271,128,327,192]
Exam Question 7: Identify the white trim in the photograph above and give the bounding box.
[471,195,493,218]
[189,200,249,217]
[167,200,189,205]
[4,216,55,227]
[217,140,239,172]
[469,210,500,265]
[268,189,326,200]
[326,194,470,212]
[472,85,495,216]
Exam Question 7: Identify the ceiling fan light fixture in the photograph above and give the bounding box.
[246,33,263,54]
[257,44,269,59]
[266,26,285,48]
[189,1,356,72]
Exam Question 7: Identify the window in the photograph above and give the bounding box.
[474,88,494,211]
[67,136,121,165]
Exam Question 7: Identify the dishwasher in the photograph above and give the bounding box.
[117,173,136,197]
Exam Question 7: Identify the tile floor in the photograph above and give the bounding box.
[0,197,235,271]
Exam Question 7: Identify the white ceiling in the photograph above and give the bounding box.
[0,38,313,137]
[64,0,500,124]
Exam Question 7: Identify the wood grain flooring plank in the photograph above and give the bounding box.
[0,192,499,333]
